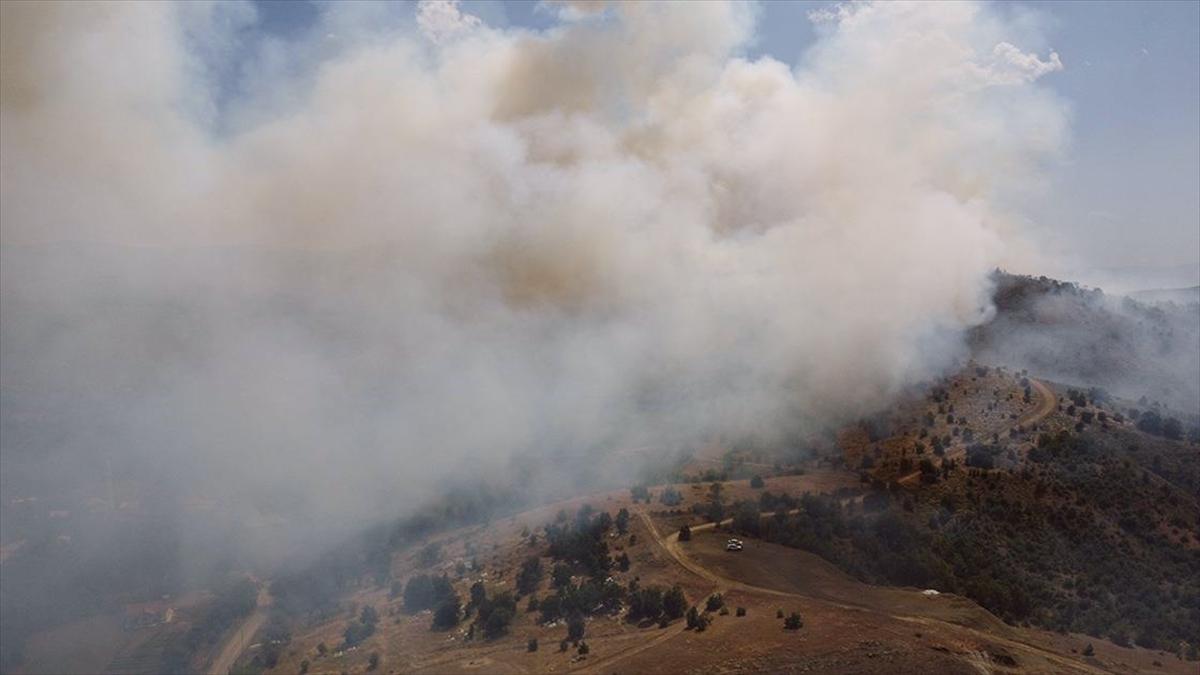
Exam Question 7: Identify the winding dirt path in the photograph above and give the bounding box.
[614,487,1108,672]
[611,502,1105,675]
[899,378,1055,485]
[1019,378,1056,427]
[208,584,269,675]
[443,378,1079,674]
[568,512,699,674]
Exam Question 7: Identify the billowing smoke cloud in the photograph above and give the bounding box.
[1,1,1067,560]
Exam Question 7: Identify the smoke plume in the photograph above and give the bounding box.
[1,1,1067,558]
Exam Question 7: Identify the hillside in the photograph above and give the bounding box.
[229,365,1199,675]
[969,273,1200,415]
[1128,287,1200,306]
[5,269,1200,675]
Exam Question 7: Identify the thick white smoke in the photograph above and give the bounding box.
[1,1,1066,552]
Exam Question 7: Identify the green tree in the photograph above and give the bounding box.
[1162,417,1183,440]
[483,606,514,639]
[404,574,454,613]
[432,594,461,630]
[470,580,487,607]
[478,590,517,639]
[343,619,374,647]
[705,594,723,612]
[552,563,573,588]
[596,511,613,532]
[567,612,586,641]
[629,586,665,620]
[1137,410,1163,435]
[663,585,687,619]
[516,556,543,595]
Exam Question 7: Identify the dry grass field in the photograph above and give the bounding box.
[261,431,1193,674]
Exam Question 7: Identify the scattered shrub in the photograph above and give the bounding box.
[567,612,586,641]
[660,487,683,506]
[516,556,543,595]
[705,594,723,612]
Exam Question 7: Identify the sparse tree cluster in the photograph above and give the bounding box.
[1135,410,1184,441]
[615,508,630,534]
[344,604,380,646]
[705,594,723,612]
[516,556,543,595]
[403,574,455,613]
[475,589,517,639]
[545,506,613,578]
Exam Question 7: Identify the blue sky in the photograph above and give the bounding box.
[248,0,1199,286]
[1025,1,1199,284]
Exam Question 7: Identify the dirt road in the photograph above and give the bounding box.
[621,507,1105,675]
[1018,378,1056,427]
[208,584,269,675]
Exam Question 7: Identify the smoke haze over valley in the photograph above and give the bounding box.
[1,0,1071,543]
[1,2,1197,674]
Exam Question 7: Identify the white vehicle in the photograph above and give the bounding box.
[725,538,743,552]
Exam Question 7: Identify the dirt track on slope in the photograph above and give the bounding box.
[208,585,269,675]
[900,378,1055,486]
[1019,378,1056,427]
[600,506,1109,675]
